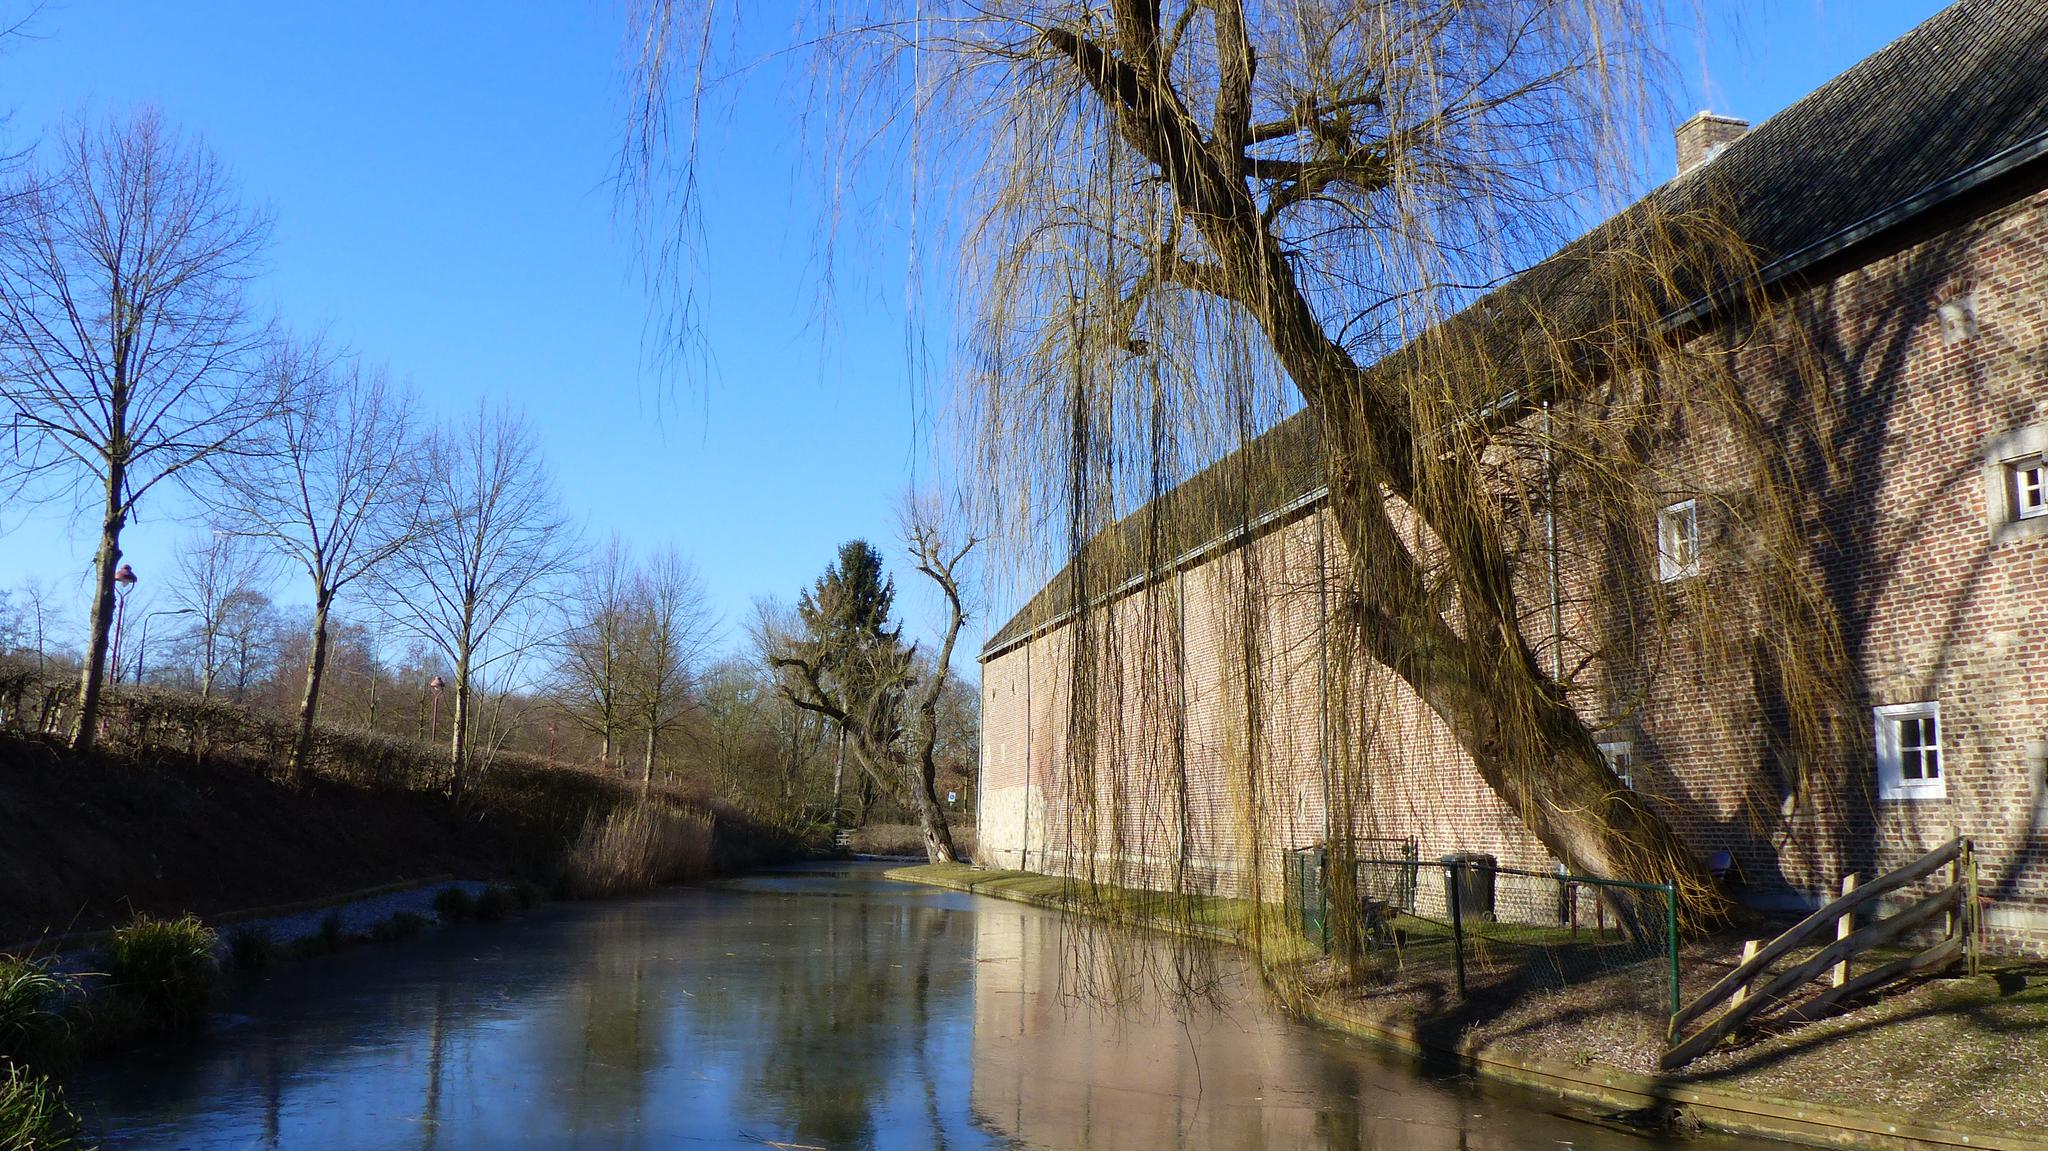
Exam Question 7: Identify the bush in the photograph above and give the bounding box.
[314,912,347,954]
[367,911,428,943]
[103,913,219,1033]
[224,926,277,976]
[0,1062,88,1151]
[472,887,510,923]
[432,887,475,923]
[0,958,71,1071]
[565,800,713,898]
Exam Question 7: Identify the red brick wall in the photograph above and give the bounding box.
[979,185,2048,950]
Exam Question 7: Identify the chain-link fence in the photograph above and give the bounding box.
[1287,845,1680,1016]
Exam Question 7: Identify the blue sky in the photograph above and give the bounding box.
[0,0,1955,669]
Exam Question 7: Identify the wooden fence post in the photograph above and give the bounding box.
[1966,841,1980,977]
[1732,939,1760,1007]
[1832,873,1857,988]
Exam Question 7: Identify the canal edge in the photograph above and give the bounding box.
[886,866,2048,1151]
[2,874,459,959]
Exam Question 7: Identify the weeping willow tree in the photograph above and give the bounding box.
[626,0,1864,963]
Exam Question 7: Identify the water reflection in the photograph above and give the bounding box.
[71,865,1742,1150]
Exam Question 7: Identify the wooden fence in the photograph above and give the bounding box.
[1662,836,1978,1070]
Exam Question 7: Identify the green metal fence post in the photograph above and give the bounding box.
[1664,881,1681,1022]
[1445,860,1467,998]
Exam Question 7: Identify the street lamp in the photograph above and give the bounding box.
[136,607,198,686]
[108,564,138,685]
[428,675,445,741]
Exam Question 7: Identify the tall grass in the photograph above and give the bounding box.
[565,801,713,898]
[0,1062,88,1151]
[102,914,218,1034]
[0,959,71,1072]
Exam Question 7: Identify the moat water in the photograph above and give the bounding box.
[72,863,1753,1150]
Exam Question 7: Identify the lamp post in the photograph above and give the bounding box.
[136,607,198,686]
[108,564,138,685]
[428,675,445,741]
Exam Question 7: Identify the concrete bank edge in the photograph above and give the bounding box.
[889,866,2048,1151]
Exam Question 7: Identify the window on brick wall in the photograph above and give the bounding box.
[2011,455,2047,521]
[1657,500,1700,582]
[1874,701,1945,801]
[1984,425,2048,544]
[1599,741,1635,789]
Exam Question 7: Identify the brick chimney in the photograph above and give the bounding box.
[1676,111,1749,176]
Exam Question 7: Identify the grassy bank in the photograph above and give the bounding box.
[0,684,814,948]
[893,863,2048,1150]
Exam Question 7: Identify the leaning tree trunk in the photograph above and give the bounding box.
[910,754,960,864]
[1043,34,1721,925]
[288,587,334,784]
[69,463,128,755]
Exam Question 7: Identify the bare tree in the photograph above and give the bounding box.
[168,528,275,699]
[549,535,637,771]
[380,402,569,792]
[771,507,976,864]
[623,546,712,793]
[214,586,281,703]
[0,111,276,753]
[750,596,836,815]
[211,346,430,779]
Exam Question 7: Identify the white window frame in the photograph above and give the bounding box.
[1874,701,1945,801]
[1657,499,1700,582]
[1983,423,2048,544]
[2011,455,2046,521]
[1599,741,1635,790]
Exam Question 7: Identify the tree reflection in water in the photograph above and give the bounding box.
[68,866,1747,1151]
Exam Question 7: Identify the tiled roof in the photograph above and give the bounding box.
[984,0,2048,657]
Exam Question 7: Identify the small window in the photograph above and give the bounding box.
[1657,500,1700,582]
[1599,741,1635,790]
[1874,702,1945,801]
[2011,455,2047,521]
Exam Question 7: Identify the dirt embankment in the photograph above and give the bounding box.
[0,729,805,948]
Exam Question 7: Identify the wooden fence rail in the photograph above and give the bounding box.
[1662,836,1974,1070]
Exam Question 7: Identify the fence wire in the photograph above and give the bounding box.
[1287,846,1680,1015]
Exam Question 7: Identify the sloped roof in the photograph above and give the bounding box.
[984,0,2048,658]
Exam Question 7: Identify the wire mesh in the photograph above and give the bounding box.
[1290,845,1679,1015]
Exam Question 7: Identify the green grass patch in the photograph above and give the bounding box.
[472,886,510,923]
[102,913,219,1034]
[0,1062,90,1151]
[368,911,430,943]
[888,864,1320,963]
[224,925,278,976]
[0,958,73,1072]
[432,886,475,923]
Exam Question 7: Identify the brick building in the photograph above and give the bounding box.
[975,0,2048,950]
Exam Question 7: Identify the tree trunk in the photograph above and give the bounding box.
[68,465,127,754]
[831,726,845,826]
[642,722,656,798]
[911,750,960,864]
[288,587,333,784]
[449,645,472,796]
